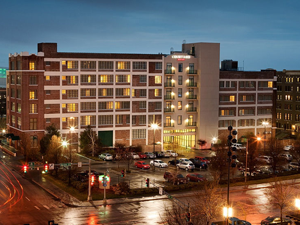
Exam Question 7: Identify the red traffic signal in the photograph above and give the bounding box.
[186,212,191,222]
[44,164,48,172]
[23,165,28,173]
[121,170,125,177]
[91,175,95,186]
[145,178,150,187]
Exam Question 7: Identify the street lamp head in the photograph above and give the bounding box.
[151,123,158,130]
[212,137,217,143]
[70,126,75,132]
[296,198,300,209]
[223,206,233,217]
[262,121,269,126]
[62,140,68,147]
[2,129,5,133]
[257,137,262,141]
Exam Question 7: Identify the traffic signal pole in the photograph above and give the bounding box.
[103,173,107,206]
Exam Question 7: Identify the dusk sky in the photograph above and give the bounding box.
[1,0,300,71]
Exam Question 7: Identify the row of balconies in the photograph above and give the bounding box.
[164,107,197,113]
[164,82,197,87]
[165,69,197,75]
[164,122,197,127]
[164,94,197,100]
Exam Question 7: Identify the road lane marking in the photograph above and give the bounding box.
[34,206,40,210]
[25,197,30,201]
[43,205,49,210]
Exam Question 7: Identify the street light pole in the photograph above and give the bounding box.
[262,121,269,153]
[151,124,158,154]
[245,139,248,183]
[68,126,75,186]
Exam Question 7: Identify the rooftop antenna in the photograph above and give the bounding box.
[183,40,186,44]
[243,60,244,71]
[170,47,174,54]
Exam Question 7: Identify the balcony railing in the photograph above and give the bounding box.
[164,108,174,113]
[164,95,175,100]
[186,82,197,87]
[164,82,175,87]
[164,123,174,127]
[186,95,197,99]
[186,122,197,126]
[165,70,175,74]
[186,107,197,112]
[187,69,197,74]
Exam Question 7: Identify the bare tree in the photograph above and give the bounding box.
[210,147,229,182]
[264,179,296,223]
[20,134,40,161]
[265,139,285,174]
[45,135,64,175]
[86,128,97,157]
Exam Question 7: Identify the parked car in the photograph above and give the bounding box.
[131,152,140,160]
[231,143,246,150]
[145,152,156,159]
[194,156,210,164]
[114,154,122,160]
[165,150,178,157]
[261,216,292,225]
[150,160,168,168]
[163,171,188,184]
[189,158,208,169]
[186,173,206,182]
[161,151,171,158]
[229,217,251,225]
[168,159,180,166]
[73,171,89,182]
[283,145,294,151]
[99,153,113,161]
[288,161,300,170]
[279,153,293,161]
[179,158,193,164]
[137,152,147,159]
[134,161,150,169]
[177,161,195,171]
[155,151,164,158]
[241,168,257,176]
[256,155,272,164]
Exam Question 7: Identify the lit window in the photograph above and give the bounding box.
[62,104,66,108]
[117,61,130,70]
[29,91,36,99]
[178,102,182,110]
[62,61,66,65]
[29,62,35,70]
[29,104,37,113]
[268,81,273,88]
[62,76,66,80]
[132,89,135,97]
[62,117,66,122]
[155,89,162,97]
[67,103,77,112]
[46,76,50,81]
[155,76,162,84]
[230,96,235,102]
[62,90,66,94]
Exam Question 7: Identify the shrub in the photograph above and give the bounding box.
[111,182,131,195]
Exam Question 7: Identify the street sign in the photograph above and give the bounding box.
[49,163,54,170]
[29,162,35,169]
[78,162,82,167]
[159,187,163,195]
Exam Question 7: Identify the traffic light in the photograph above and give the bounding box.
[186,212,191,222]
[91,175,95,186]
[145,178,150,187]
[121,170,125,177]
[23,165,27,173]
[44,164,48,172]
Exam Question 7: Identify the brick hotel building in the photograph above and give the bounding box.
[7,42,276,152]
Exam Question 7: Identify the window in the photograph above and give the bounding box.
[258,95,272,101]
[46,118,50,123]
[29,90,37,99]
[29,61,35,70]
[116,88,130,97]
[155,62,162,70]
[11,89,15,98]
[81,75,96,83]
[132,129,146,139]
[238,119,255,127]
[230,96,235,102]
[178,76,182,85]
[178,101,182,110]
[30,118,37,130]
[220,109,234,116]
[132,115,137,125]
[62,76,66,81]
[115,101,130,110]
[81,102,96,111]
[99,61,113,70]
[178,88,182,98]
[17,103,21,113]
[99,102,113,110]
[46,90,51,95]
[99,115,113,125]
[220,95,235,102]
[178,63,183,72]
[116,75,130,83]
[155,76,162,84]
[140,75,147,83]
[46,104,50,109]
[62,90,66,95]
[29,104,37,113]
[155,89,162,97]
[45,61,51,66]
[257,108,271,115]
[218,120,236,128]
[98,88,113,97]
[67,61,78,69]
[17,89,21,99]
[17,61,21,70]
[155,102,162,110]
[17,75,21,84]
[174,115,181,126]
[268,81,273,88]
[30,136,38,148]
[99,75,114,83]
[81,115,96,126]
[46,76,50,81]
[258,81,273,88]
[239,109,255,116]
[29,76,37,85]
[11,75,15,84]
[12,115,15,127]
[66,90,78,98]
[133,62,147,70]
[116,115,123,125]
[81,88,96,97]
[140,89,147,97]
[139,101,146,109]
[67,103,78,112]
[240,95,254,102]
[239,81,255,88]
[117,61,130,70]
[11,102,15,112]
[81,61,96,70]
[286,77,293,83]
[285,86,293,92]
[67,76,78,85]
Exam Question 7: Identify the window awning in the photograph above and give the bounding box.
[5,133,14,138]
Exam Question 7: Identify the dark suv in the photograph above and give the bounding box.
[163,171,188,185]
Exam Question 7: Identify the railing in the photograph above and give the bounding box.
[187,70,197,74]
[186,122,197,126]
[164,82,175,87]
[164,95,175,100]
[164,123,174,127]
[165,70,175,74]
[164,108,174,113]
[186,107,197,112]
[186,95,197,99]
[186,82,197,87]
